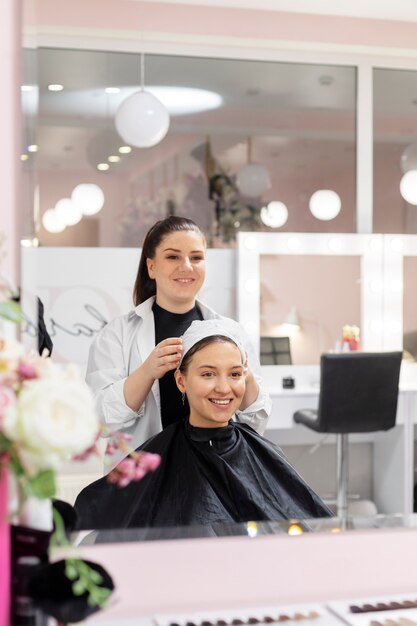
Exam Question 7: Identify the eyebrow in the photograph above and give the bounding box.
[197,365,243,370]
[162,248,205,253]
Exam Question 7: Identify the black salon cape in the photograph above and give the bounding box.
[75,420,332,530]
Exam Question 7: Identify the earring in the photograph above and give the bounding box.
[181,392,186,405]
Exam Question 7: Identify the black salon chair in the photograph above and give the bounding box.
[293,351,402,520]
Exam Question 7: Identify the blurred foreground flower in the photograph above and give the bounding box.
[105,431,161,487]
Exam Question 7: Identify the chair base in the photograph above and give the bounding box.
[336,433,348,522]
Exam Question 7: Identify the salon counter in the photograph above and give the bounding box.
[65,518,417,624]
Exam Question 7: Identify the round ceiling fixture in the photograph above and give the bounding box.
[55,198,82,226]
[400,170,417,205]
[115,90,170,148]
[401,142,417,173]
[42,208,66,233]
[71,184,105,216]
[309,189,341,221]
[260,201,288,228]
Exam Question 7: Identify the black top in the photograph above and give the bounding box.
[74,420,332,530]
[153,302,203,429]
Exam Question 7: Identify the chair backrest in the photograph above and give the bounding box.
[316,351,402,434]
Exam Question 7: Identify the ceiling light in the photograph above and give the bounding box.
[97,163,109,171]
[55,198,82,226]
[48,84,64,92]
[309,189,341,220]
[20,154,29,161]
[71,184,105,216]
[42,208,66,233]
[318,75,334,86]
[115,90,170,148]
[118,146,132,154]
[236,138,270,198]
[108,155,120,163]
[260,201,288,228]
[105,87,120,94]
[21,85,34,92]
[115,53,170,148]
[27,144,38,153]
[145,86,222,115]
[400,170,417,204]
[400,142,417,173]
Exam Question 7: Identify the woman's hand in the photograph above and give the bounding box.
[124,337,182,412]
[239,354,259,410]
[143,337,183,380]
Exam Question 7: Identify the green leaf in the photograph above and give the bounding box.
[72,580,87,595]
[27,469,56,499]
[89,569,103,584]
[65,563,78,580]
[0,301,25,323]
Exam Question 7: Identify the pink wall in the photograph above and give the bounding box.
[27,0,417,52]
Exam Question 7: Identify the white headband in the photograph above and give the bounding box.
[181,319,246,365]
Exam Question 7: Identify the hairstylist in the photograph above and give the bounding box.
[86,216,271,466]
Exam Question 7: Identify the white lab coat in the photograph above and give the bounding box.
[86,296,271,467]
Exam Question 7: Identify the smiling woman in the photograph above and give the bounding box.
[75,319,331,529]
[86,216,271,468]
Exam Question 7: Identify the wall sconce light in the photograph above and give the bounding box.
[281,306,300,336]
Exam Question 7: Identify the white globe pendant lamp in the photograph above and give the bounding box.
[71,184,105,216]
[236,137,270,198]
[260,201,288,228]
[309,189,341,221]
[115,53,170,148]
[400,142,417,204]
[55,197,82,226]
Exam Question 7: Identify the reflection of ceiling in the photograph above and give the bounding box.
[23,49,357,173]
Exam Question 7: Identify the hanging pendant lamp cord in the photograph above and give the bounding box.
[140,52,145,91]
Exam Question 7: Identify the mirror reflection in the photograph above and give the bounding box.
[260,254,361,365]
[21,47,357,246]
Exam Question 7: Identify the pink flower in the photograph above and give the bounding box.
[0,385,16,419]
[107,451,161,488]
[17,362,38,381]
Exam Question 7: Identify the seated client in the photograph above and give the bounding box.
[75,319,331,529]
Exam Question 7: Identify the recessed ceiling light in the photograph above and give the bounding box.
[27,144,38,153]
[118,146,132,154]
[48,84,64,92]
[318,75,334,86]
[105,87,120,94]
[20,154,29,161]
[97,163,110,171]
[21,85,35,92]
[108,155,120,163]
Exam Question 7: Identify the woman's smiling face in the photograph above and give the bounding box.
[146,230,206,312]
[175,339,246,428]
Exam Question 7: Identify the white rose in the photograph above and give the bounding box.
[3,373,99,472]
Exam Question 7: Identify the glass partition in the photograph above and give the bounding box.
[22,48,357,247]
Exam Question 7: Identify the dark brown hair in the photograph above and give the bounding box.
[179,335,238,373]
[133,216,206,306]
